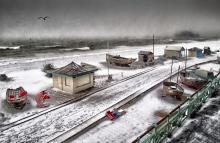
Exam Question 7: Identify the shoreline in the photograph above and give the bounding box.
[0,38,217,58]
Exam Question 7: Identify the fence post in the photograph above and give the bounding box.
[153,123,157,143]
[166,115,171,137]
[177,107,182,127]
[187,97,193,116]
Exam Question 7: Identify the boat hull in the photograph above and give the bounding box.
[180,71,207,90]
[106,54,136,66]
[163,81,184,100]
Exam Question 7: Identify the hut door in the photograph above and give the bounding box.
[143,55,148,62]
[58,76,63,90]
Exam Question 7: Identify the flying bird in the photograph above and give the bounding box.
[38,16,49,21]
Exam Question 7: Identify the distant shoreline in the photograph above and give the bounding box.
[0,37,218,58]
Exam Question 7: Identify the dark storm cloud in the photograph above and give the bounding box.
[0,0,220,39]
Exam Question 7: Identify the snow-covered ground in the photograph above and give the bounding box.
[165,87,220,143]
[0,40,219,125]
[0,40,220,143]
[68,63,220,143]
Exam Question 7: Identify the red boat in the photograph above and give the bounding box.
[35,90,50,108]
[6,87,28,109]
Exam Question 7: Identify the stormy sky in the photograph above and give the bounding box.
[0,0,220,40]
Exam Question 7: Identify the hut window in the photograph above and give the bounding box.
[65,77,71,86]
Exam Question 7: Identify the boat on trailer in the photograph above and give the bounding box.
[163,81,184,100]
[163,58,184,100]
[106,54,136,66]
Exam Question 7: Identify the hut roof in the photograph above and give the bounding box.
[188,47,203,51]
[165,46,185,51]
[138,51,153,55]
[204,46,210,49]
[53,62,98,77]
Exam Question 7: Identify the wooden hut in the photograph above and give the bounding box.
[52,62,98,94]
[6,87,28,109]
[138,51,154,63]
[203,46,211,55]
[188,47,203,58]
[164,46,185,59]
[0,74,8,81]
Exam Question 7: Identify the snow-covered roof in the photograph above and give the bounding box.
[188,47,203,51]
[53,62,98,77]
[138,51,153,55]
[165,46,185,51]
[204,46,210,49]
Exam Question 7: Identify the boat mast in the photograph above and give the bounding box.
[153,34,155,59]
[107,41,110,78]
[185,48,187,72]
[170,57,174,81]
[177,65,180,83]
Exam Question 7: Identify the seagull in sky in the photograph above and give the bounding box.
[38,16,49,21]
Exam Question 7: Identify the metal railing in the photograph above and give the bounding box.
[132,73,220,143]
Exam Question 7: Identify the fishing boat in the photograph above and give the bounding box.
[6,87,28,109]
[179,70,207,89]
[42,63,56,77]
[179,49,210,90]
[163,81,184,100]
[162,58,184,100]
[106,54,136,66]
[180,48,214,90]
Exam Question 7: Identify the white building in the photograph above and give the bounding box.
[164,46,185,59]
[52,62,98,94]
